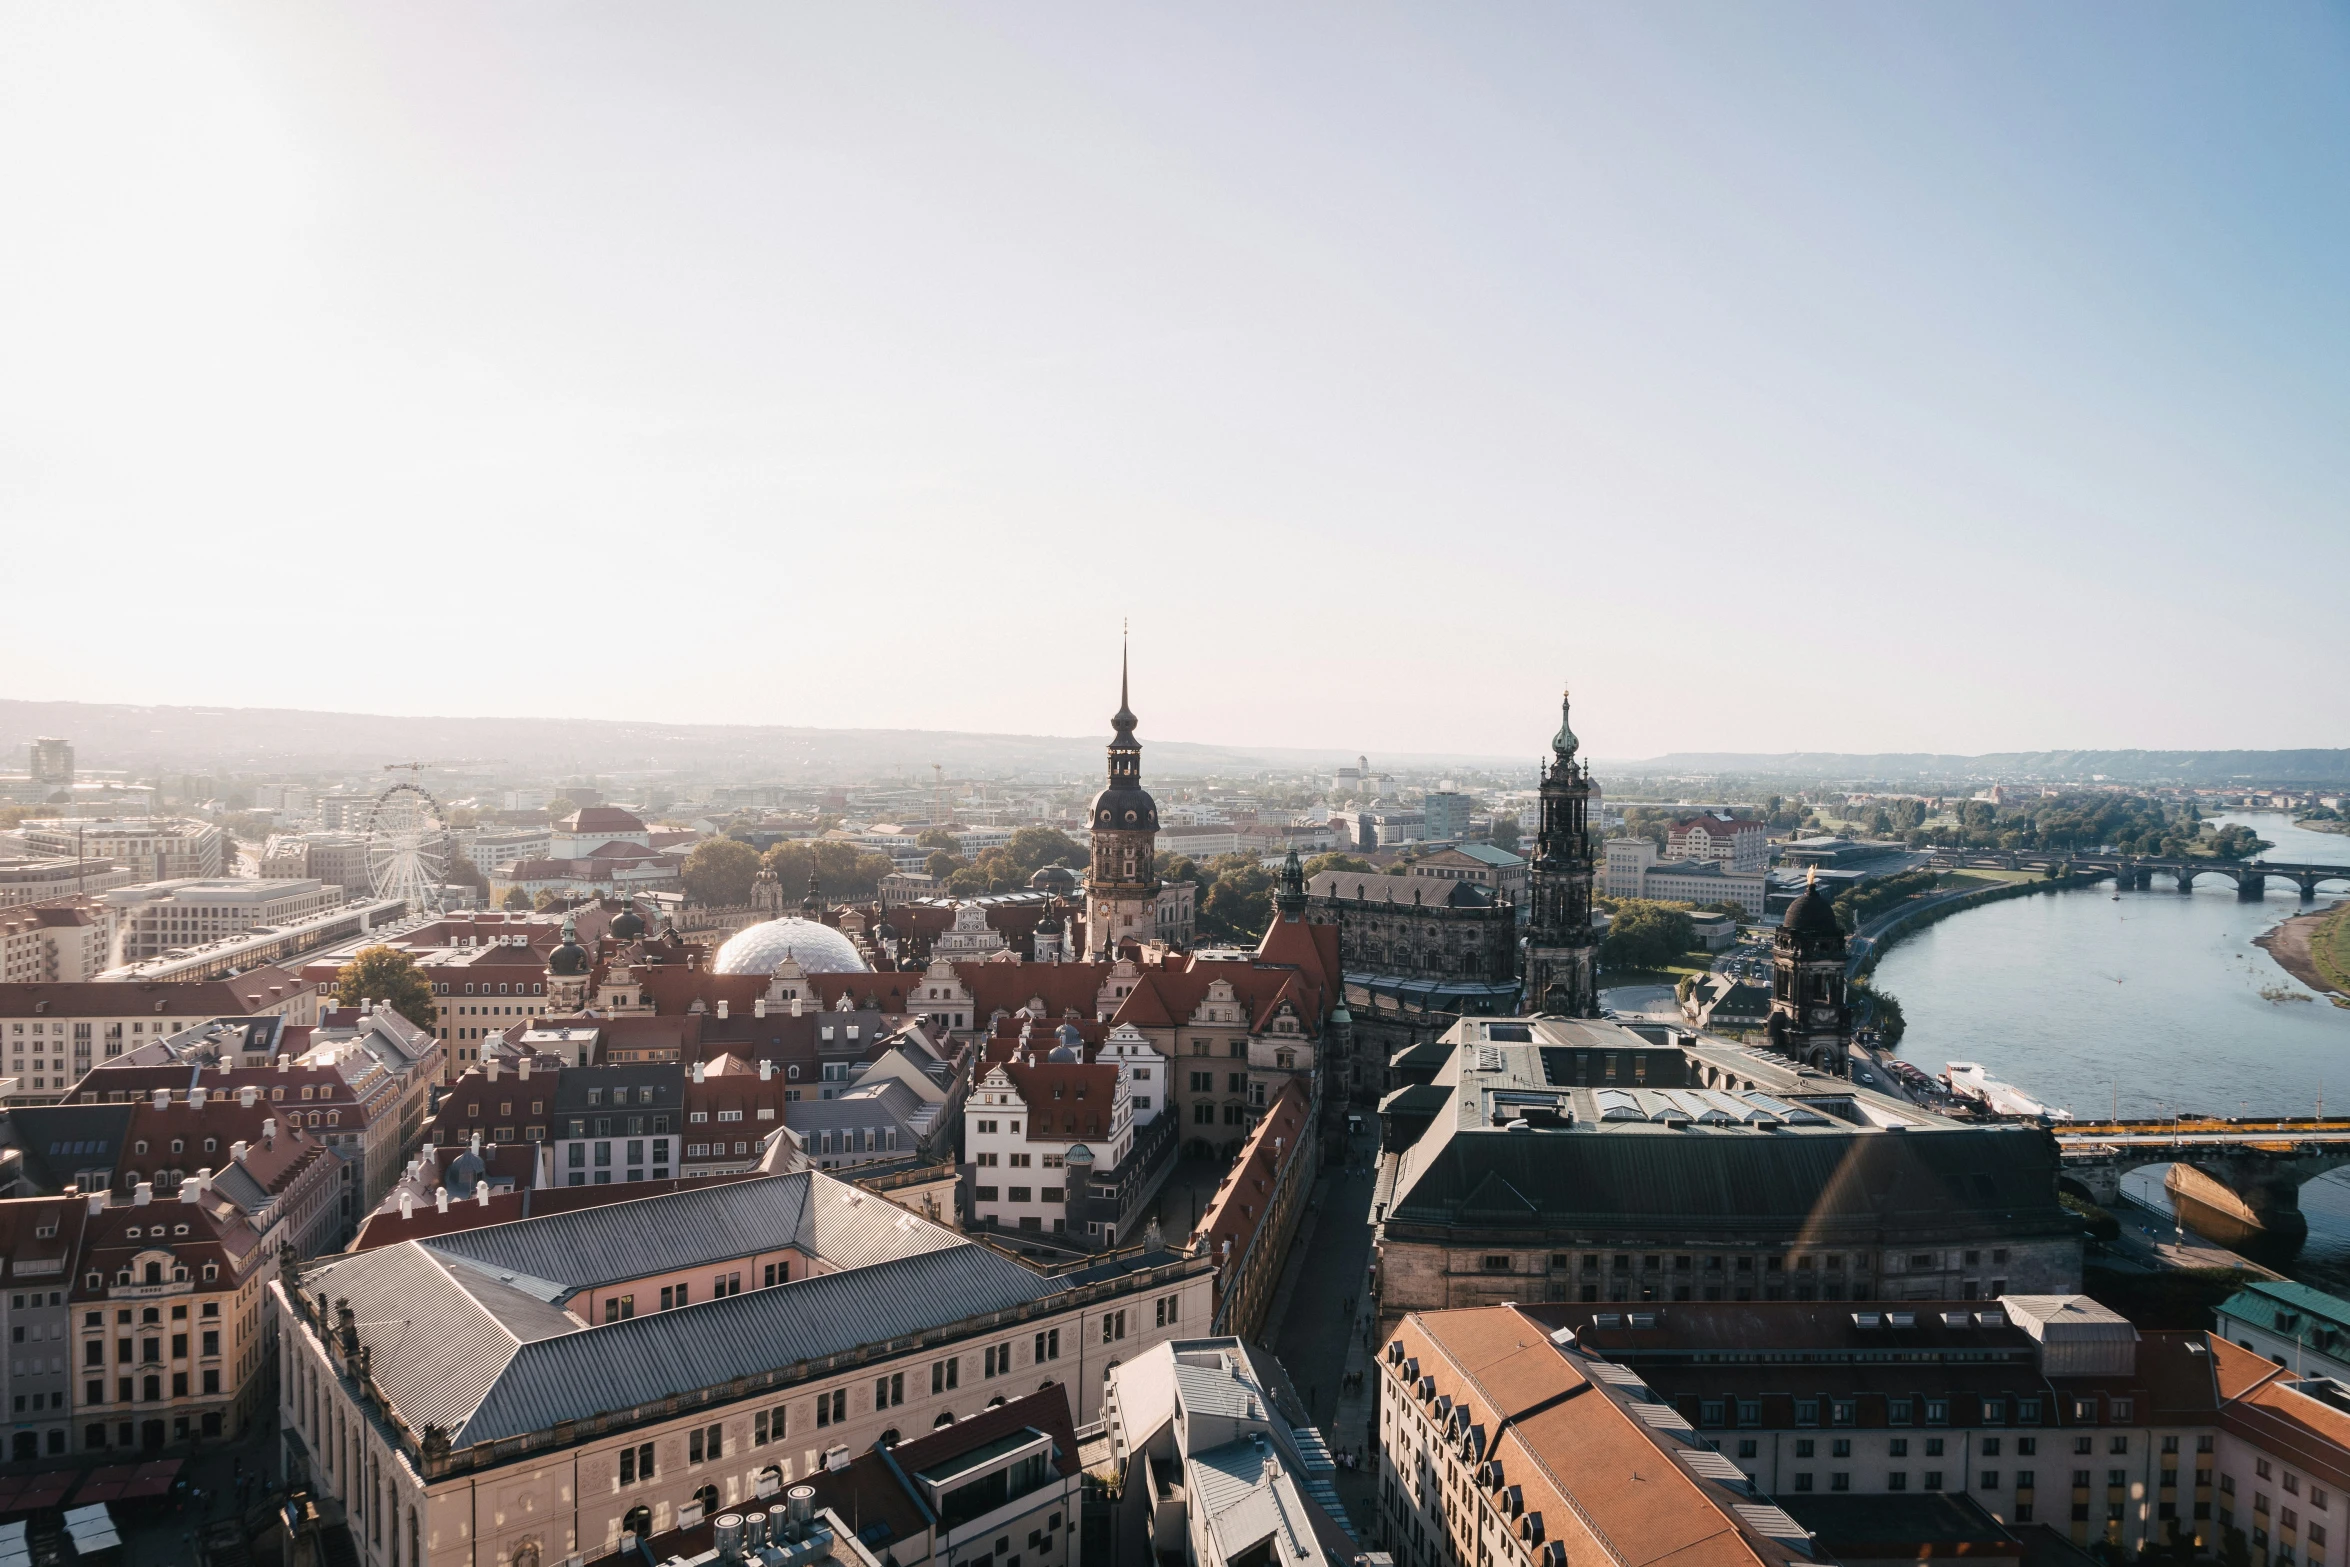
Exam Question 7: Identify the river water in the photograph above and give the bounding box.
[1871,812,2350,1284]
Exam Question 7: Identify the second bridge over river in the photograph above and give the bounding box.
[2056,1118,2350,1245]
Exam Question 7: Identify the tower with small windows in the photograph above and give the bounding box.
[1085,644,1161,960]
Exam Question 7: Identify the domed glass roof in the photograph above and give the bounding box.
[712,917,871,977]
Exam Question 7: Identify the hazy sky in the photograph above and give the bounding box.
[4,5,2346,762]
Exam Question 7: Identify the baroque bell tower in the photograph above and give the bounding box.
[1085,640,1161,959]
[1524,686,1600,1017]
[1768,868,1851,1076]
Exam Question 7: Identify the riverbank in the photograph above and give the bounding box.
[2259,903,2350,1006]
[1849,870,2090,977]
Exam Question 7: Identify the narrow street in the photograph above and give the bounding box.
[1262,1128,1384,1536]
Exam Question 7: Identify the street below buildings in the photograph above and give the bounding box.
[1259,1128,1384,1538]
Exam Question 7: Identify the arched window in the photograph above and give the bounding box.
[932,1412,955,1429]
[621,1507,651,1547]
[691,1485,719,1520]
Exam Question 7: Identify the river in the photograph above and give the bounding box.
[1871,811,2350,1284]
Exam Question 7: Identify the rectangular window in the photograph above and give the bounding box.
[1155,1296,1179,1327]
[1102,1310,1126,1343]
[876,1372,903,1409]
[933,1358,959,1394]
[1035,1328,1060,1363]
[1984,1472,2001,1490]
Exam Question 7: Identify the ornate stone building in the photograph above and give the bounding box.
[1085,648,1162,960]
[1523,688,1600,1017]
[1767,868,1852,1076]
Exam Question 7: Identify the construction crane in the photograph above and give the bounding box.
[382,761,429,774]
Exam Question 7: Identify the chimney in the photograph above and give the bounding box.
[692,1061,706,1084]
[790,995,804,1017]
[759,1060,773,1082]
[86,1193,104,1217]
[261,1118,276,1143]
[278,1055,289,1074]
[152,1088,169,1111]
[238,1086,257,1108]
[435,1187,449,1214]
[230,1141,248,1163]
[755,999,768,1019]
[133,1181,153,1206]
[190,1086,208,1110]
[717,1000,729,1020]
[518,1058,530,1081]
[398,1190,415,1220]
[476,1182,491,1208]
[486,1059,500,1082]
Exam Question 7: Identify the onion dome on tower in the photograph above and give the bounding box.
[548,914,589,978]
[608,899,647,943]
[1777,866,1844,953]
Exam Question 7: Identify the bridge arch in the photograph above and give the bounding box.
[2060,1135,2350,1252]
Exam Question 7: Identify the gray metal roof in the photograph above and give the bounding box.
[306,1172,1064,1449]
[414,1171,960,1290]
[462,1240,1061,1444]
[306,1241,581,1436]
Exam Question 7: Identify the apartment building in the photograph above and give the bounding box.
[1603,838,1769,916]
[18,819,223,882]
[107,878,343,962]
[1668,814,1771,873]
[0,860,136,911]
[2,1195,84,1463]
[276,1172,1211,1567]
[0,900,112,984]
[0,970,316,1105]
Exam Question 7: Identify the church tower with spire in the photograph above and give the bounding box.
[1085,640,1161,959]
[1524,686,1601,1017]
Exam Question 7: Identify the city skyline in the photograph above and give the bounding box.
[4,6,2346,757]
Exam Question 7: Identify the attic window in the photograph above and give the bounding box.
[173,1224,189,1237]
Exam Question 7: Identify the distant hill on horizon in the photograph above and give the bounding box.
[1607,749,2350,785]
[0,698,1521,781]
[2,699,2338,789]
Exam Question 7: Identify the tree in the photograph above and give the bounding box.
[500,886,533,911]
[682,837,761,907]
[1488,815,1521,852]
[925,850,964,880]
[534,889,570,912]
[1196,856,1276,942]
[2220,1527,2253,1567]
[1000,827,1088,876]
[1303,853,1374,877]
[1852,979,1907,1046]
[1600,900,1696,974]
[916,828,960,851]
[334,945,437,1031]
[446,856,490,895]
[759,839,897,901]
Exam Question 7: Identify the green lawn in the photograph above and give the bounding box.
[2314,904,2350,997]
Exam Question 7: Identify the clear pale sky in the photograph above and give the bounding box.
[3,4,2345,762]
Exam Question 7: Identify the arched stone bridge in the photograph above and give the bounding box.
[1928,851,2350,900]
[2057,1120,2350,1244]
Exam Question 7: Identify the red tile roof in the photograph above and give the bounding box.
[1192,1078,1311,1307]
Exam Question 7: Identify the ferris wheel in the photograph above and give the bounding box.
[363,782,449,911]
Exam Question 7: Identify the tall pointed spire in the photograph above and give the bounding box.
[1112,621,1137,737]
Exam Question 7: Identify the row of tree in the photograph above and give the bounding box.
[1895,793,2270,859]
